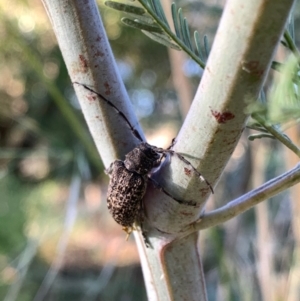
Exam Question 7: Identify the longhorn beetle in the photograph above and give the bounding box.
[74,82,213,240]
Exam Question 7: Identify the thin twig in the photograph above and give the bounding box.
[183,163,300,233]
[254,114,300,157]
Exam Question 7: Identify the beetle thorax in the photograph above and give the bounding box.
[124,142,160,175]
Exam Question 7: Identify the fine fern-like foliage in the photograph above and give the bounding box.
[104,0,209,68]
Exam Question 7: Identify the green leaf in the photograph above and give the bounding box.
[141,30,181,50]
[121,17,163,33]
[171,3,181,39]
[248,133,276,141]
[178,8,187,45]
[151,0,170,29]
[105,0,153,24]
[105,1,146,15]
[203,35,209,59]
[194,31,203,60]
[183,18,193,51]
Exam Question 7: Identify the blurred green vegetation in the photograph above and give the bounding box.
[0,0,300,300]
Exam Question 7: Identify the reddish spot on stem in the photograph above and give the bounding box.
[211,109,235,124]
[184,167,192,177]
[79,54,88,73]
[242,60,264,77]
[104,81,112,95]
[87,94,97,102]
[180,211,194,217]
[93,49,104,58]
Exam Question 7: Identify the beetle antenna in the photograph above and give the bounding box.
[73,82,144,143]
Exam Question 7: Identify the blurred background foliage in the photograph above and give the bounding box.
[0,0,300,300]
